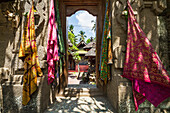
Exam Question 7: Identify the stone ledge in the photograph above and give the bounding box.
[2,75,54,113]
[0,67,9,81]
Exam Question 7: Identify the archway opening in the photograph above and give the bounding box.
[67,10,97,87]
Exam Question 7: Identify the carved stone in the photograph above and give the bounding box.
[139,0,167,15]
[113,45,126,69]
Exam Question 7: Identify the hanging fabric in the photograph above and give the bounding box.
[55,0,65,81]
[99,0,112,84]
[122,1,170,111]
[107,18,113,65]
[47,0,59,84]
[19,1,43,105]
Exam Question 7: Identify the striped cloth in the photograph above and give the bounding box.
[19,3,43,105]
[99,0,112,84]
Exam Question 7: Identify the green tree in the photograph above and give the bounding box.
[68,25,81,62]
[86,36,95,44]
[69,24,74,33]
[68,25,78,45]
[90,36,94,41]
[73,52,81,62]
[68,32,75,44]
[86,39,91,44]
[91,20,96,32]
[77,31,87,42]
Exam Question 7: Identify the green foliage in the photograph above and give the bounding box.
[68,25,81,62]
[68,25,78,45]
[94,37,96,41]
[77,31,87,41]
[86,37,95,44]
[69,44,79,51]
[73,52,81,62]
[91,20,96,32]
[69,24,74,33]
[86,39,91,44]
[68,31,75,44]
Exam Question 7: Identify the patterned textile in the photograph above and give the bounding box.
[47,0,59,84]
[99,0,111,84]
[19,4,43,106]
[56,0,65,78]
[122,1,170,111]
[107,20,113,65]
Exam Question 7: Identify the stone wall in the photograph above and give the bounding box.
[158,16,169,70]
[0,0,48,71]
[0,1,15,68]
[2,75,57,113]
[0,0,54,113]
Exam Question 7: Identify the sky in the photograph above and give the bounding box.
[67,10,96,42]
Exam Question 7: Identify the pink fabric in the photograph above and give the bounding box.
[47,0,59,84]
[122,1,170,111]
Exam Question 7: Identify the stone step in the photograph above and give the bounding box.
[58,87,103,97]
[3,74,42,85]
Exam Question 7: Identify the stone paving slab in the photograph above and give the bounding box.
[68,72,83,85]
[44,97,116,113]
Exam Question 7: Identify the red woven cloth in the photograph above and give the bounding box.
[122,1,170,111]
[47,0,59,84]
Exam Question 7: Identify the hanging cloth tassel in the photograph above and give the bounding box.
[107,17,113,65]
[122,1,170,111]
[19,1,43,105]
[47,0,59,84]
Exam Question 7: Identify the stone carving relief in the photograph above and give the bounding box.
[114,0,137,31]
[0,68,9,81]
[113,0,137,69]
[139,0,167,15]
[113,45,126,69]
[114,0,127,31]
[1,1,21,28]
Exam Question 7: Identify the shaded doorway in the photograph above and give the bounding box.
[67,10,97,86]
[58,0,105,90]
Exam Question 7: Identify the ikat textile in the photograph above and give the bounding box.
[122,1,170,111]
[99,0,111,84]
[47,0,59,84]
[19,4,43,105]
[56,0,65,78]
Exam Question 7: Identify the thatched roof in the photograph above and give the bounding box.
[74,50,88,55]
[83,41,96,49]
[76,40,86,48]
[85,47,96,57]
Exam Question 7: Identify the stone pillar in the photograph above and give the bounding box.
[0,79,3,113]
[157,16,169,70]
[139,0,167,53]
[0,68,9,113]
[165,0,170,70]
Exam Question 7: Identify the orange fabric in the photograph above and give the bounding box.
[19,4,42,105]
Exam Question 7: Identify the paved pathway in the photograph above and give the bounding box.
[68,72,83,85]
[44,72,116,113]
[44,96,116,113]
